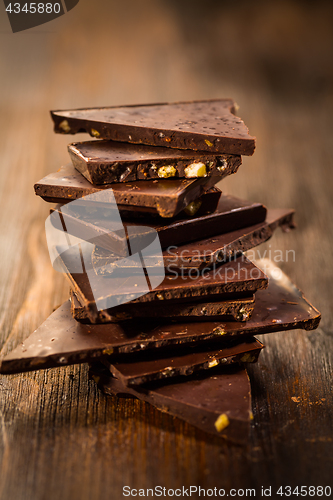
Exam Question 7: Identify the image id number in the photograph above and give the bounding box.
[277,485,332,496]
[6,3,61,14]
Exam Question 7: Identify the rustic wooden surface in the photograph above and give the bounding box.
[0,1,333,498]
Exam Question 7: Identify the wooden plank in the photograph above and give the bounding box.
[0,1,332,498]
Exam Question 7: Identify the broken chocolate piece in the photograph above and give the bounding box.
[90,362,253,444]
[51,193,266,256]
[70,289,255,323]
[59,249,268,323]
[35,164,224,218]
[68,140,241,184]
[0,260,321,375]
[162,208,295,272]
[51,99,256,155]
[104,337,263,386]
[92,208,294,274]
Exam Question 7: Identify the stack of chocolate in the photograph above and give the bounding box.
[0,100,320,444]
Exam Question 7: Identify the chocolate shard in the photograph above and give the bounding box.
[70,289,256,323]
[0,260,321,375]
[59,250,268,324]
[161,207,296,271]
[117,186,222,219]
[105,337,263,386]
[92,208,294,274]
[34,164,224,218]
[51,99,256,156]
[90,362,253,444]
[68,140,242,185]
[51,193,266,257]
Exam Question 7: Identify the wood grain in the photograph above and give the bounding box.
[0,1,333,498]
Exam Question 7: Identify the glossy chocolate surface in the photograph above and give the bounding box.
[51,99,256,155]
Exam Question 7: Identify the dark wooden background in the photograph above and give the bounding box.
[0,1,333,498]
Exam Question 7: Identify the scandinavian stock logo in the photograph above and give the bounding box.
[45,189,165,311]
[3,0,80,33]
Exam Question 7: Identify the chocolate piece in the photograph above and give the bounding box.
[70,289,255,323]
[92,208,294,274]
[116,186,222,219]
[59,249,268,323]
[0,260,321,375]
[163,208,295,272]
[51,99,256,156]
[90,363,253,443]
[51,192,266,257]
[180,187,221,217]
[68,140,242,185]
[105,337,263,386]
[60,187,221,220]
[35,164,224,218]
[50,188,221,259]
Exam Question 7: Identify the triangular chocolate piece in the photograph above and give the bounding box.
[51,99,256,155]
[90,362,253,444]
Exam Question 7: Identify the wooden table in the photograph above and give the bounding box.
[0,1,332,498]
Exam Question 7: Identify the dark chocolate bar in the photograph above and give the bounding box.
[0,260,321,375]
[70,289,255,323]
[51,99,256,155]
[59,249,268,323]
[51,193,266,256]
[35,164,224,218]
[104,337,263,386]
[68,140,241,184]
[92,208,294,274]
[90,363,253,444]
